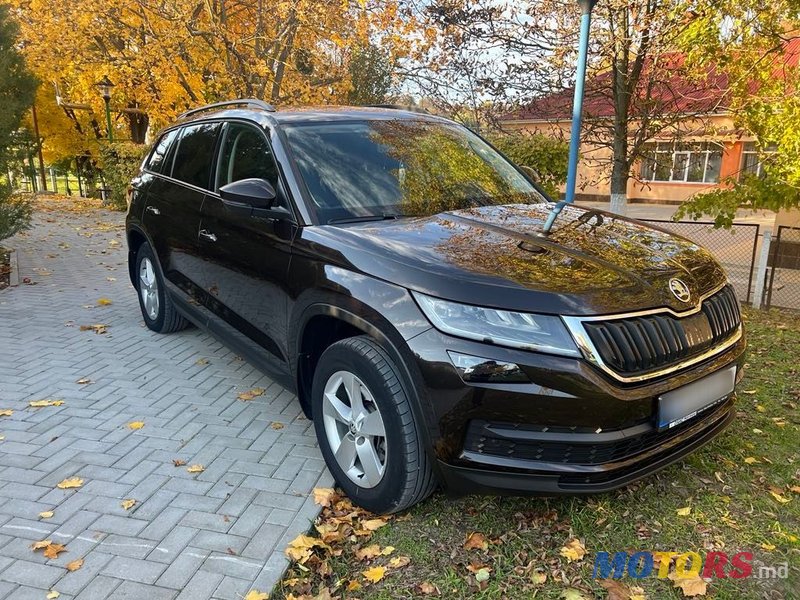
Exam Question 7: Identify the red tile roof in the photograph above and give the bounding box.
[506,38,800,122]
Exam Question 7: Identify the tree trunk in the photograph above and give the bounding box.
[610,155,628,215]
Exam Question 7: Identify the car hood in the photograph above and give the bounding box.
[303,203,727,315]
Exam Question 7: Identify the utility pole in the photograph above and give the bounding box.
[31,104,47,192]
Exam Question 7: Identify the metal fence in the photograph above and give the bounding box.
[639,219,761,305]
[765,226,800,310]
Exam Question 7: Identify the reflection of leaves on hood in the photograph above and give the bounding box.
[368,120,532,216]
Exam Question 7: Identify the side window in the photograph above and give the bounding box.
[172,122,221,189]
[217,123,279,191]
[145,129,179,174]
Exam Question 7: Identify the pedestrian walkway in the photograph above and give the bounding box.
[0,202,330,599]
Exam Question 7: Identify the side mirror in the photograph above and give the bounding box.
[219,178,277,209]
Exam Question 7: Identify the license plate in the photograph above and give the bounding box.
[657,366,736,430]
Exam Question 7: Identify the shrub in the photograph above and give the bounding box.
[488,132,568,198]
[0,188,33,242]
[98,142,149,210]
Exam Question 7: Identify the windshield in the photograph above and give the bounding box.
[281,119,546,223]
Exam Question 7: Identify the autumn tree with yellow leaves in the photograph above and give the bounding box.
[10,0,428,169]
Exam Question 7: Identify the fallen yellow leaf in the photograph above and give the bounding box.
[355,544,381,561]
[187,464,205,473]
[755,405,766,413]
[195,358,209,366]
[362,565,386,583]
[31,540,52,550]
[677,506,692,516]
[532,571,547,584]
[39,511,54,519]
[65,558,84,571]
[121,499,136,510]
[43,543,67,559]
[559,538,587,562]
[561,589,588,600]
[790,486,800,494]
[312,487,337,507]
[79,323,108,334]
[56,477,83,489]
[243,591,269,600]
[419,582,438,595]
[46,591,59,599]
[361,518,389,531]
[347,580,362,591]
[463,532,489,551]
[270,422,284,430]
[770,490,791,504]
[127,421,144,430]
[237,387,265,401]
[761,542,776,551]
[96,298,113,306]
[75,377,93,385]
[0,410,11,417]
[30,400,64,408]
[668,572,708,597]
[380,545,395,556]
[744,457,760,464]
[389,555,411,568]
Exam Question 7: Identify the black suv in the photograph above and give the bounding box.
[126,100,745,513]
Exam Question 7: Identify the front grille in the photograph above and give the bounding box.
[583,285,740,377]
[463,399,731,467]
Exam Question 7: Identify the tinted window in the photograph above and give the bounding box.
[217,123,279,189]
[146,129,179,174]
[282,120,542,223]
[172,123,221,189]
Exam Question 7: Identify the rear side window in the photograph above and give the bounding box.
[172,123,221,189]
[146,129,179,174]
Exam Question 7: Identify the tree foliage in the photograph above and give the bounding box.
[489,132,568,197]
[408,0,729,214]
[348,43,394,105]
[0,3,36,241]
[98,142,148,210]
[675,1,800,223]
[9,0,429,165]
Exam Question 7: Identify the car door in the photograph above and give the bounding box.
[142,122,221,302]
[196,121,296,369]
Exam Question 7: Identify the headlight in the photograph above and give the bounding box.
[412,292,580,357]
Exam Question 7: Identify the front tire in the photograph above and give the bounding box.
[312,336,436,514]
[134,242,188,333]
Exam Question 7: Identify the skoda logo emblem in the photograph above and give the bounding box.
[669,278,691,303]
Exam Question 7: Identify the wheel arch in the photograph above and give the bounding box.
[126,224,157,288]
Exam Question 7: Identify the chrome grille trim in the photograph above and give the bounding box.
[562,283,742,384]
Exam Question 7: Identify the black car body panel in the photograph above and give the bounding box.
[126,104,745,498]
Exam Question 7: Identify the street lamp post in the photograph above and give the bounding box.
[542,0,597,234]
[564,0,597,204]
[96,76,115,142]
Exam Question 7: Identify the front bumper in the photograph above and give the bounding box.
[404,326,746,495]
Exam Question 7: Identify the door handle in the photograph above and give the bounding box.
[199,229,217,242]
[145,205,160,215]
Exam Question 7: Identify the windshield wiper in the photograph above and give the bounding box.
[327,213,402,224]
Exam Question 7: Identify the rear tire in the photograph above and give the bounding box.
[134,242,188,333]
[311,335,436,514]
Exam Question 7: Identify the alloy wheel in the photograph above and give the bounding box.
[322,370,387,488]
[138,257,160,320]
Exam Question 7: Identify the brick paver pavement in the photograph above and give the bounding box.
[0,205,331,599]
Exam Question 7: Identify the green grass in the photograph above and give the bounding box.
[277,308,800,599]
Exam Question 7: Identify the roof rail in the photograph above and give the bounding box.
[178,99,276,120]
[363,104,430,114]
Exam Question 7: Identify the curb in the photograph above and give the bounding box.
[7,249,18,287]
